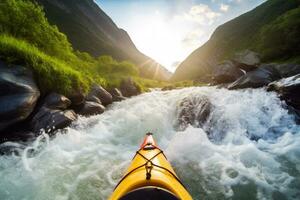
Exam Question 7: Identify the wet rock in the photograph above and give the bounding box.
[0,130,35,144]
[273,63,300,78]
[120,78,141,97]
[31,107,77,133]
[77,101,105,116]
[68,91,85,106]
[110,88,126,102]
[228,64,281,89]
[161,85,176,91]
[85,95,102,104]
[268,74,300,111]
[42,93,71,110]
[212,60,244,84]
[175,95,212,131]
[0,62,40,132]
[87,85,112,106]
[233,50,260,71]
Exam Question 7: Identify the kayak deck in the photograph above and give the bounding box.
[109,133,193,200]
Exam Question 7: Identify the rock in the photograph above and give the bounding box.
[233,50,260,71]
[31,107,77,133]
[212,60,244,84]
[42,93,71,110]
[110,88,126,102]
[0,131,35,144]
[0,62,40,132]
[175,95,212,131]
[110,88,122,97]
[228,64,281,89]
[86,95,102,104]
[120,78,141,97]
[161,85,176,91]
[31,93,77,133]
[68,91,85,106]
[87,85,112,106]
[77,101,105,116]
[273,63,300,78]
[268,75,300,110]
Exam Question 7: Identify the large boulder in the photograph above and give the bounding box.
[228,63,300,90]
[175,95,212,131]
[87,85,112,106]
[109,88,126,102]
[0,62,40,132]
[42,93,71,110]
[77,101,105,116]
[233,50,261,71]
[273,63,300,78]
[212,60,244,84]
[30,93,77,133]
[268,75,300,110]
[228,64,281,90]
[120,78,141,97]
[31,107,77,133]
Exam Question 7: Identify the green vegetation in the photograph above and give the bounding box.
[0,0,169,96]
[0,0,74,60]
[36,0,170,81]
[258,7,300,61]
[0,35,87,95]
[212,0,300,62]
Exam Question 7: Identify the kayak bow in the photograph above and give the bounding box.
[109,133,193,200]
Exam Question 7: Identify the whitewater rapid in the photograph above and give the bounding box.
[0,87,299,200]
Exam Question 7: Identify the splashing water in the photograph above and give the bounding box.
[0,87,299,200]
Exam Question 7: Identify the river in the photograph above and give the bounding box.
[0,87,299,200]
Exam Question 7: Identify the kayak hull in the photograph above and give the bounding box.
[109,135,193,200]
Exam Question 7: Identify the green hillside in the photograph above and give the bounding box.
[36,0,171,81]
[0,0,166,96]
[172,0,300,82]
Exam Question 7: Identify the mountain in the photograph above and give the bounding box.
[36,0,171,81]
[172,0,300,82]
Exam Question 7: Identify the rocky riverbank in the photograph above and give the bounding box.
[210,50,300,120]
[2,50,300,143]
[0,60,141,143]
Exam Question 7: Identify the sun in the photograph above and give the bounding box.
[126,11,189,72]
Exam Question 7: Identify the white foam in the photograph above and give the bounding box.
[0,87,299,200]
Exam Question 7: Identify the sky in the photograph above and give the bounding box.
[96,0,265,72]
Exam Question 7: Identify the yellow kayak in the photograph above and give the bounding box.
[109,133,193,200]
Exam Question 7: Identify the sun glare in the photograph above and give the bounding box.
[127,11,194,72]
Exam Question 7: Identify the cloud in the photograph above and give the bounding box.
[176,4,221,25]
[220,4,230,12]
[228,0,242,3]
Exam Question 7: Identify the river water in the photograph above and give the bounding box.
[0,87,299,200]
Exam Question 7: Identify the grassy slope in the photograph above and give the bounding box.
[0,35,88,95]
[172,0,300,82]
[36,0,171,81]
[0,0,168,96]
